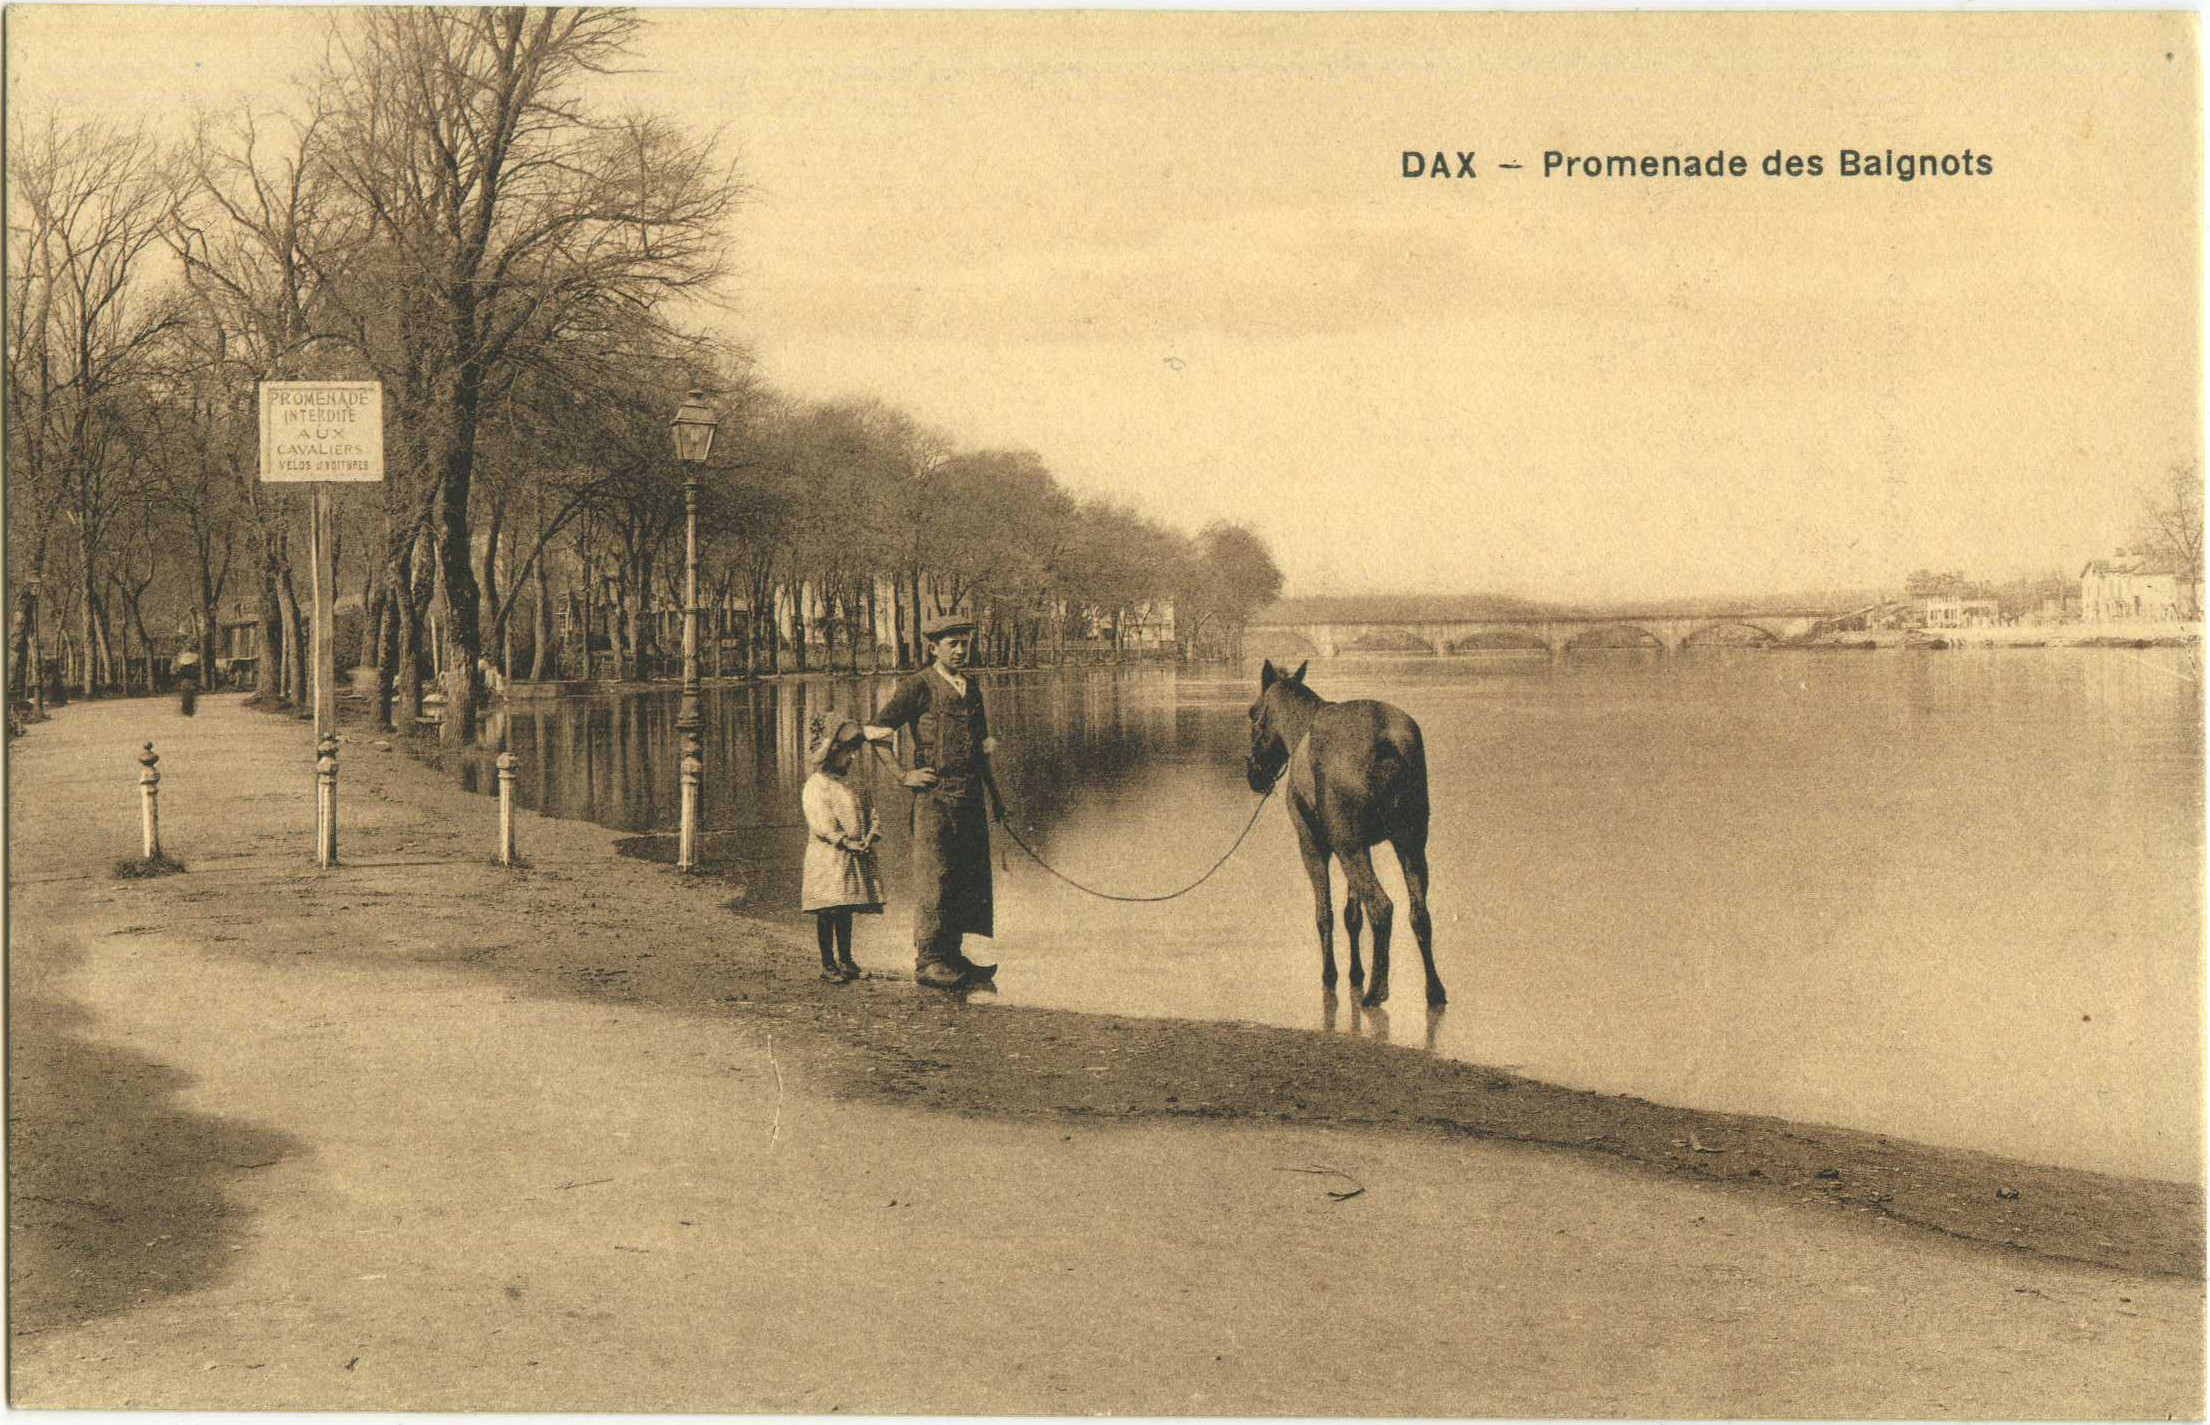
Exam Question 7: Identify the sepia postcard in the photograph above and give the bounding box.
[4,6,2203,1418]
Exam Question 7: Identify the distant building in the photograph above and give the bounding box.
[2080,552,2195,623]
[1119,600,1176,648]
[1918,597,1999,629]
[215,599,262,689]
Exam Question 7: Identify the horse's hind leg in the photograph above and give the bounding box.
[1338,845,1395,1008]
[1343,899,1365,989]
[1293,812,1337,988]
[1394,837,1446,1008]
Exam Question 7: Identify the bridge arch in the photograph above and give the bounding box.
[1560,623,1668,653]
[1678,620,1784,649]
[1443,629,1553,654]
[1338,627,1436,655]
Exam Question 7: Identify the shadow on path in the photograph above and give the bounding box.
[9,951,304,1336]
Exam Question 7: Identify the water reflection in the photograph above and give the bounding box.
[456,647,2204,1182]
[462,668,1199,916]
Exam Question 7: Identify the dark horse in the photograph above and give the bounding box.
[1247,660,1445,1009]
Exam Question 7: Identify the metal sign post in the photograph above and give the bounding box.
[260,380,385,869]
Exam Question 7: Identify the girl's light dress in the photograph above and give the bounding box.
[800,769,885,914]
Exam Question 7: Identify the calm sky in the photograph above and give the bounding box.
[10,8,2200,602]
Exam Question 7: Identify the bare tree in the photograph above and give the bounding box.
[302,7,743,743]
[8,118,183,695]
[2134,461,2204,614]
[170,105,347,706]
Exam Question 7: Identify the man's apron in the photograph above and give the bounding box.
[908,669,993,953]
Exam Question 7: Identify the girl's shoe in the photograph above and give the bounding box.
[820,965,845,982]
[836,961,862,982]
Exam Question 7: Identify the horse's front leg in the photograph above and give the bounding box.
[1343,898,1365,990]
[1292,809,1337,989]
[1338,845,1395,1008]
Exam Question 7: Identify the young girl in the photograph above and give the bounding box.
[800,716,884,981]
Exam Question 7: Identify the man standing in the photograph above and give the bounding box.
[865,614,1004,988]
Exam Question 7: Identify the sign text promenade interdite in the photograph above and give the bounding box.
[259,381,385,483]
[256,380,380,866]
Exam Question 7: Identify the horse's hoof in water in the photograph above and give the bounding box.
[1360,987,1390,1009]
[1427,987,1448,1008]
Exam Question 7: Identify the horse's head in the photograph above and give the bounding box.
[1246,658,1310,792]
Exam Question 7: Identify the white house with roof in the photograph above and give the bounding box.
[2079,551,2195,622]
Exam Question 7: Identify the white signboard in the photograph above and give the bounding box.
[259,381,385,482]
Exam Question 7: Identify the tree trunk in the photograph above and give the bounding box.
[278,562,308,714]
[112,593,134,694]
[76,535,97,696]
[868,577,882,674]
[197,589,220,678]
[852,579,865,675]
[91,591,118,694]
[789,581,806,674]
[626,551,649,681]
[366,585,394,728]
[255,563,286,705]
[906,568,924,668]
[769,580,783,676]
[530,548,553,681]
[10,600,32,702]
[432,363,486,746]
[395,535,428,728]
[890,571,907,671]
[135,597,157,694]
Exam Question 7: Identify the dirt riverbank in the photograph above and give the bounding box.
[8,693,2203,1414]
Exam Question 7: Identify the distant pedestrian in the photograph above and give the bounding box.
[800,716,883,982]
[175,652,201,717]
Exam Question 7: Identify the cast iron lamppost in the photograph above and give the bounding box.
[670,387,721,871]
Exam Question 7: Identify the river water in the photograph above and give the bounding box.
[467,647,2205,1184]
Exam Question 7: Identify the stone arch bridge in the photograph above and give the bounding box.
[1245,610,1844,658]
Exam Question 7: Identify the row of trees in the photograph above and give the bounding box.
[6,8,1283,744]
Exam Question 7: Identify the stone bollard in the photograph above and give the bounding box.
[315,735,339,869]
[678,750,702,871]
[138,742,161,860]
[496,751,517,866]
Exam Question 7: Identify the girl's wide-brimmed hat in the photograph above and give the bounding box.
[808,717,866,770]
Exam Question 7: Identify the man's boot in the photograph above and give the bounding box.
[915,928,962,987]
[915,959,964,989]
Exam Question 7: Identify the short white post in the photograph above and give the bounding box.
[315,735,339,869]
[496,750,517,866]
[138,742,161,860]
[678,749,701,871]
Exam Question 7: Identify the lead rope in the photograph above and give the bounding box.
[868,738,1296,904]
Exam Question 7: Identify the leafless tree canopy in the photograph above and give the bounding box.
[7,6,1283,727]
[2135,462,2204,591]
